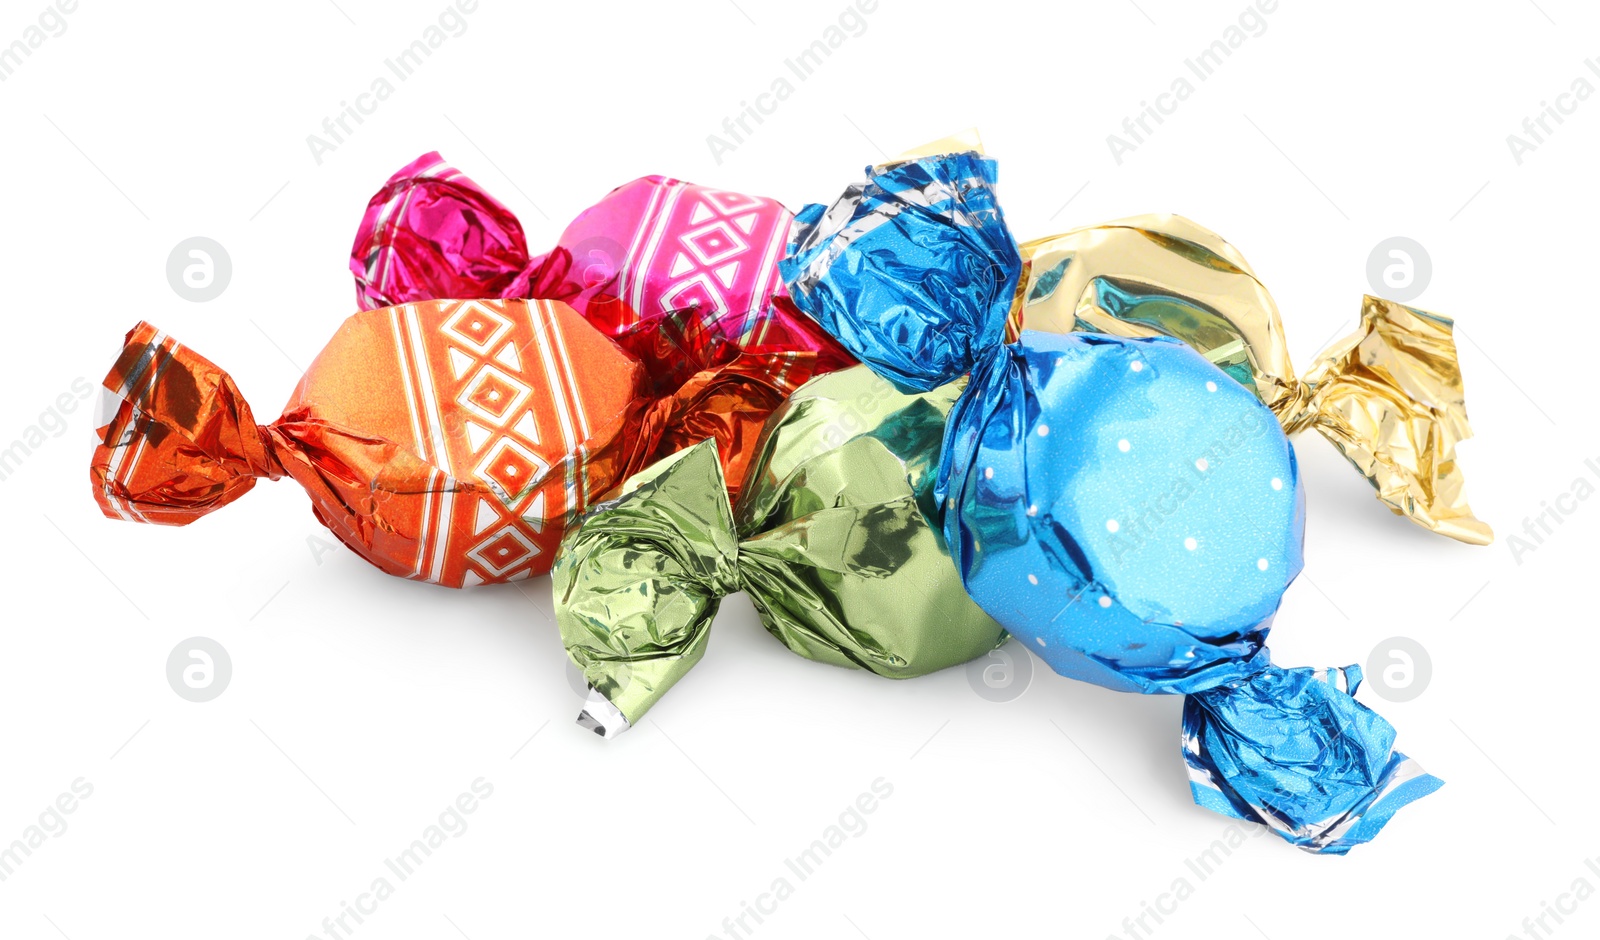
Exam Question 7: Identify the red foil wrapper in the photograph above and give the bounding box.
[350,152,854,378]
[91,300,821,587]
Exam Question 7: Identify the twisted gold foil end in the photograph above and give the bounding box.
[1296,296,1492,546]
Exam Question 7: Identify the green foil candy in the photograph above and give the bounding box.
[551,365,1008,736]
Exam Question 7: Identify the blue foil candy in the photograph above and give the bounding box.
[783,151,1019,392]
[941,331,1296,697]
[780,150,1443,854]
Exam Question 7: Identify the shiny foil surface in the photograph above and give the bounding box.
[90,300,820,587]
[781,148,1443,853]
[782,150,1019,392]
[352,152,856,380]
[552,365,1006,735]
[1017,216,1490,544]
[940,330,1442,853]
[941,332,1300,697]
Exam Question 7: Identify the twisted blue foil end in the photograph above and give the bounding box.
[1184,664,1445,855]
[779,151,1021,392]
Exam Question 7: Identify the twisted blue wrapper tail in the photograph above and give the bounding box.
[779,151,1021,392]
[1184,664,1444,855]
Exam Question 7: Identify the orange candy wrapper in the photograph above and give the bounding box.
[91,299,823,586]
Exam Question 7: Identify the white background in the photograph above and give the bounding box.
[1,1,1595,938]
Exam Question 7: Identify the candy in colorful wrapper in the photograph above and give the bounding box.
[552,365,1007,737]
[351,152,855,381]
[90,299,821,587]
[1015,216,1490,545]
[780,148,1443,853]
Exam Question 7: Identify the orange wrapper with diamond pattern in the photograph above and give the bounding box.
[90,298,821,587]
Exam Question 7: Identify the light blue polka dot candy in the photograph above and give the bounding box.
[939,329,1302,695]
[938,329,1441,854]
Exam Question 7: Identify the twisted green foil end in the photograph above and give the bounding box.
[551,366,1008,733]
[552,442,737,732]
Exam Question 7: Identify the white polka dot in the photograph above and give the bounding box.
[1130,361,1144,372]
[1028,574,1039,585]
[1106,519,1120,533]
[1195,458,1208,472]
[1271,478,1283,491]
[1037,424,1049,437]
[948,497,955,509]
[1098,596,1112,608]
[1257,558,1269,571]
[1184,537,1197,551]
[984,467,994,480]
[1205,381,1217,392]
[1117,439,1130,453]
[1026,504,1038,517]
[1036,637,1046,647]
